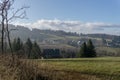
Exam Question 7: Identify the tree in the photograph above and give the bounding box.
[12,37,23,52]
[79,42,87,57]
[31,41,41,59]
[86,39,96,57]
[25,38,33,58]
[79,39,96,58]
[0,0,28,54]
[12,37,24,58]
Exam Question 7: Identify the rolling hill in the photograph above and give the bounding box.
[9,25,120,48]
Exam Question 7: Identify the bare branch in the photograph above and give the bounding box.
[8,6,29,21]
[0,0,28,54]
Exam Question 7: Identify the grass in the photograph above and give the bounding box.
[1,56,120,80]
[0,55,48,80]
[34,57,120,80]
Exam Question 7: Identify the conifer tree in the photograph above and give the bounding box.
[25,38,33,58]
[79,39,96,58]
[12,38,23,52]
[87,39,96,57]
[31,41,41,59]
[79,42,87,57]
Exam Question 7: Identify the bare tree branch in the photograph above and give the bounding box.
[0,0,28,54]
[8,6,29,21]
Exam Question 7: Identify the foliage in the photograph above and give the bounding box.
[12,38,23,52]
[24,38,42,59]
[25,38,33,58]
[79,39,96,57]
[79,42,87,57]
[86,39,96,57]
[31,41,41,59]
[12,38,41,59]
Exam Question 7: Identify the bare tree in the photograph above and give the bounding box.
[0,0,6,54]
[0,0,28,54]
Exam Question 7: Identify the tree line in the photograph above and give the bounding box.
[12,38,41,59]
[2,37,96,58]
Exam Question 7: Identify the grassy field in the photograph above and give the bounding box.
[1,56,120,80]
[33,57,120,80]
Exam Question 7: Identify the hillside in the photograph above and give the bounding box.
[9,25,120,48]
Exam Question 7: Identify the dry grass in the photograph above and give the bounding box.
[0,55,45,80]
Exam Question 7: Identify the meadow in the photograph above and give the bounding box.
[1,56,120,80]
[34,57,120,80]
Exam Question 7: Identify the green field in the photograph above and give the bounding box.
[34,57,120,80]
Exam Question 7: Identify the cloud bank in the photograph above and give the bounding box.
[14,19,120,35]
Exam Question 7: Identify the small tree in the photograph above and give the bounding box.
[87,39,96,57]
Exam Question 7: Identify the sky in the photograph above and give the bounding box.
[12,0,120,35]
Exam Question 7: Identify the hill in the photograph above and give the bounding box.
[9,25,120,48]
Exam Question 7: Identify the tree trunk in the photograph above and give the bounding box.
[1,10,5,54]
[6,21,13,53]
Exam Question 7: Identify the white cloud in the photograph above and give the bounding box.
[13,19,120,35]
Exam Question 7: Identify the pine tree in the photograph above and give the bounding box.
[16,38,23,51]
[25,38,33,58]
[79,42,87,57]
[79,39,96,58]
[31,41,41,59]
[87,39,96,57]
[12,38,23,52]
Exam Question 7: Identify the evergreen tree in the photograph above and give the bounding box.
[12,38,24,58]
[16,38,23,51]
[25,38,33,58]
[79,39,96,58]
[12,38,23,52]
[79,42,87,57]
[31,41,41,59]
[87,39,96,57]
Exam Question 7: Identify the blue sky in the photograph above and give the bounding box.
[13,0,120,35]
